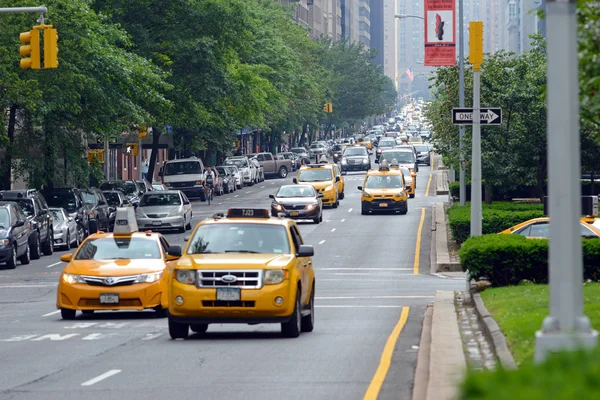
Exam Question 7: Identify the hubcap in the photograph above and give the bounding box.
[37,238,40,253]
[13,247,17,265]
[296,297,301,331]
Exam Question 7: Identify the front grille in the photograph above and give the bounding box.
[197,270,263,289]
[82,275,138,286]
[146,214,168,218]
[171,181,196,188]
[202,301,255,308]
[348,159,361,165]
[284,205,307,211]
[79,299,142,307]
[370,200,398,206]
[374,195,395,199]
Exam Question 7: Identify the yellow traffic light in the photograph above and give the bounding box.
[323,102,333,113]
[20,29,41,70]
[44,27,58,69]
[123,143,139,156]
[323,103,328,112]
[328,102,333,113]
[87,150,96,163]
[138,124,148,140]
[88,150,106,164]
[469,21,484,68]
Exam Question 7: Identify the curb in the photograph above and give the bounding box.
[429,205,437,275]
[471,292,518,370]
[412,303,433,400]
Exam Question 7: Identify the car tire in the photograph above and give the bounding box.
[278,166,288,179]
[410,193,415,199]
[401,204,408,215]
[313,217,320,224]
[19,243,30,265]
[73,226,83,248]
[65,232,70,250]
[301,282,315,333]
[61,308,76,320]
[361,205,368,215]
[199,191,206,202]
[185,216,192,230]
[339,192,345,200]
[30,232,42,260]
[178,225,185,233]
[319,214,323,223]
[168,317,189,339]
[281,288,301,338]
[190,324,209,333]
[6,245,17,269]
[42,230,54,256]
[89,220,98,234]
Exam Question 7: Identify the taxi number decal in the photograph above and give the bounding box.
[242,209,254,216]
[116,220,128,226]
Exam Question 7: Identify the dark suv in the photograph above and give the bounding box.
[0,202,31,269]
[99,181,144,207]
[80,188,110,233]
[0,189,54,259]
[44,188,91,239]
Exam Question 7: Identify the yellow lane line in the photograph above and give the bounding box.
[424,154,434,196]
[414,208,426,275]
[363,307,411,400]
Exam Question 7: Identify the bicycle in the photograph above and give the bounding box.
[205,184,213,205]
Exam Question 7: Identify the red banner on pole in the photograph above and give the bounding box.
[424,0,456,66]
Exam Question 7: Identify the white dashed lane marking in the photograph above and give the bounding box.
[81,369,122,387]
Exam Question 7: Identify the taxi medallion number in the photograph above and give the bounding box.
[100,293,119,304]
[152,221,162,226]
[290,211,299,216]
[217,287,240,301]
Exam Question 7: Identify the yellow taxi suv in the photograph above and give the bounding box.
[358,160,408,215]
[166,208,316,339]
[56,207,172,320]
[498,217,600,238]
[400,166,416,198]
[293,163,341,207]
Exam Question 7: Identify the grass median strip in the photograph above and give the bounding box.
[480,283,600,365]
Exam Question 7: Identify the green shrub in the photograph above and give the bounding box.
[459,234,600,286]
[447,203,545,244]
[460,347,600,400]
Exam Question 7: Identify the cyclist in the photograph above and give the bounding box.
[204,167,216,201]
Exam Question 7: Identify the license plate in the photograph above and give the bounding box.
[379,203,388,207]
[216,287,240,301]
[290,211,299,216]
[152,221,162,226]
[100,293,119,304]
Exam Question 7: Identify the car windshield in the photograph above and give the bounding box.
[365,175,404,189]
[75,237,161,260]
[14,199,34,217]
[344,148,367,156]
[50,209,65,222]
[414,145,430,152]
[381,151,414,163]
[100,182,138,196]
[103,192,121,206]
[225,158,248,168]
[164,161,202,176]
[140,193,181,207]
[401,167,411,178]
[309,144,322,149]
[290,148,306,154]
[216,167,227,175]
[80,191,98,206]
[299,169,333,182]
[187,223,290,254]
[276,186,315,198]
[46,193,78,213]
[408,137,422,143]
[152,185,166,191]
[379,140,395,148]
[0,209,9,228]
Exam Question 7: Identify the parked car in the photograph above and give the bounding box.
[151,184,168,191]
[269,184,323,224]
[99,180,144,206]
[224,156,257,186]
[136,179,154,193]
[216,166,236,193]
[80,188,110,233]
[277,152,300,171]
[290,147,310,165]
[247,152,291,179]
[159,157,206,200]
[223,165,242,190]
[0,202,31,268]
[49,207,79,249]
[0,189,54,259]
[135,191,193,233]
[44,188,92,240]
[101,190,128,231]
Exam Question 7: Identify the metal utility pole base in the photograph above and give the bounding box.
[534,317,597,363]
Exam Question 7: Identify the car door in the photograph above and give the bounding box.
[180,192,192,221]
[33,197,49,243]
[13,205,29,252]
[333,164,344,194]
[96,191,110,229]
[290,225,309,303]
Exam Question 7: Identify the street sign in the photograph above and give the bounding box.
[452,108,502,125]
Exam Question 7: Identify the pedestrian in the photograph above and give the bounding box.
[142,157,149,181]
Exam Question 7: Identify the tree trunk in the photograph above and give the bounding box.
[147,127,161,183]
[484,182,494,204]
[2,105,18,190]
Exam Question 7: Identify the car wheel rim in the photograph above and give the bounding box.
[296,297,301,332]
[310,293,314,325]
[13,248,17,265]
[37,238,40,254]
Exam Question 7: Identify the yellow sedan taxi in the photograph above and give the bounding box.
[358,160,408,215]
[499,217,600,238]
[293,163,341,207]
[166,208,316,339]
[56,207,172,319]
[357,137,373,150]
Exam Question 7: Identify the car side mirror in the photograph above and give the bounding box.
[68,217,74,222]
[297,244,314,257]
[357,186,363,191]
[411,173,417,177]
[14,220,25,227]
[166,245,182,260]
[318,193,324,198]
[60,253,73,263]
[335,176,340,182]
[184,200,190,205]
[269,194,275,199]
[292,178,298,184]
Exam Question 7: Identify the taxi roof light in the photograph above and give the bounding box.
[379,160,390,171]
[305,164,326,168]
[112,207,139,235]
[226,208,270,218]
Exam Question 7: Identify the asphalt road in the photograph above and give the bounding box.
[0,156,463,400]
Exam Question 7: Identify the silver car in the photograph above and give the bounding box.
[49,207,79,249]
[135,191,193,233]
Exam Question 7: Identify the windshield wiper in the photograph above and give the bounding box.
[224,250,259,253]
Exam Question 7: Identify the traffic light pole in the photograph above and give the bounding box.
[0,6,47,14]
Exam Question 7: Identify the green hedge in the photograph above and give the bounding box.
[447,202,545,244]
[459,234,600,286]
[450,181,600,201]
[460,347,600,399]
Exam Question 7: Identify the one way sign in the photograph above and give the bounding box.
[452,108,502,125]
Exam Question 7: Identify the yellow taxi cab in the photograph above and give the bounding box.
[498,217,600,238]
[399,166,416,198]
[293,162,341,207]
[358,160,408,215]
[357,136,373,150]
[332,163,345,199]
[166,208,316,339]
[56,207,173,320]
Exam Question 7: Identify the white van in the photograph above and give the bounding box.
[160,157,206,200]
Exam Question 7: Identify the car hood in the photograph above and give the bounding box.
[164,175,201,183]
[138,205,180,214]
[275,196,317,205]
[178,253,295,270]
[0,228,9,239]
[298,181,335,190]
[54,221,68,231]
[64,259,166,276]
[344,155,368,160]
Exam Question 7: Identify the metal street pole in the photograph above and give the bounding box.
[138,136,143,180]
[469,22,483,237]
[458,0,466,206]
[0,6,47,14]
[534,0,598,363]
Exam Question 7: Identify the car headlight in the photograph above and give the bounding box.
[135,209,147,218]
[334,153,339,157]
[89,211,95,218]
[175,269,196,285]
[363,192,372,198]
[341,159,348,164]
[167,208,182,217]
[134,271,163,283]
[196,181,203,185]
[272,203,282,211]
[1,239,10,246]
[62,274,86,284]
[362,159,369,164]
[264,270,287,285]
[395,191,405,197]
[325,185,334,191]
[306,203,317,210]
